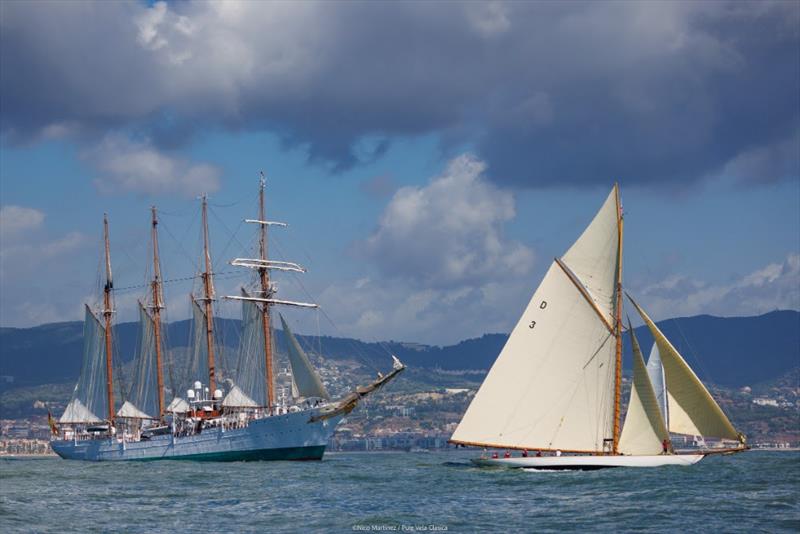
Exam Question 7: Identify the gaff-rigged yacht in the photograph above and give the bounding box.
[51,175,404,461]
[449,184,746,469]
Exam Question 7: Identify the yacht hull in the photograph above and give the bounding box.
[51,409,343,462]
[472,454,705,470]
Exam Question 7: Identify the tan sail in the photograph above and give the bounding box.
[628,296,741,442]
[451,186,621,452]
[619,323,669,455]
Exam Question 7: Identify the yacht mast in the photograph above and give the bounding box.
[200,196,217,394]
[612,183,624,454]
[102,214,115,423]
[258,173,275,412]
[150,207,166,420]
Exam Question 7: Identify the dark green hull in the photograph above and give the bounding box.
[166,445,326,462]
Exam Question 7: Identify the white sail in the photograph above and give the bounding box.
[562,186,621,321]
[629,297,741,442]
[61,306,109,423]
[451,186,621,452]
[646,342,669,426]
[279,314,329,400]
[59,398,101,424]
[619,325,669,455]
[116,400,154,420]
[166,397,190,413]
[127,303,160,419]
[231,291,268,406]
[222,384,259,408]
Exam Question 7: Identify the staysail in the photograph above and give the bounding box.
[619,323,669,455]
[280,314,329,400]
[451,186,621,452]
[646,343,669,426]
[60,306,108,423]
[628,296,740,441]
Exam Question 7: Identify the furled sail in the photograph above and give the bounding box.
[222,384,258,408]
[166,397,190,413]
[451,186,621,452]
[619,323,669,455]
[60,306,108,423]
[628,296,740,441]
[280,314,329,400]
[227,291,268,406]
[646,342,669,426]
[116,400,154,419]
[125,303,160,419]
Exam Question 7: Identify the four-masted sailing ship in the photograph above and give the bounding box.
[52,176,404,462]
[450,184,747,469]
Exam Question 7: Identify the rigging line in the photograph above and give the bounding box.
[159,214,202,274]
[208,204,248,273]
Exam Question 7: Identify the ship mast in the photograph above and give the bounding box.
[200,196,217,395]
[611,183,624,454]
[258,173,275,412]
[102,214,115,424]
[150,207,166,420]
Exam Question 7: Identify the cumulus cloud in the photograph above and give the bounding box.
[83,134,221,197]
[634,254,800,320]
[363,154,534,288]
[0,206,90,326]
[0,205,45,239]
[1,1,797,186]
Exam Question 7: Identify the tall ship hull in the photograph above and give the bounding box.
[52,409,342,462]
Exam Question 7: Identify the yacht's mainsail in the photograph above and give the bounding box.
[280,314,329,400]
[450,187,621,452]
[60,306,108,424]
[646,343,669,426]
[619,323,669,455]
[628,296,740,442]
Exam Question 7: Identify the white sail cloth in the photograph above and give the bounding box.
[646,343,669,426]
[127,303,161,419]
[280,314,329,400]
[61,306,109,423]
[619,326,669,455]
[451,186,621,452]
[166,397,190,413]
[222,385,259,408]
[629,297,740,441]
[116,400,154,419]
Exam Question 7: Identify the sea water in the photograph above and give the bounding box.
[0,450,797,533]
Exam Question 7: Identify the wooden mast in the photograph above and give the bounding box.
[102,214,115,424]
[200,196,217,395]
[150,207,166,420]
[258,173,275,412]
[611,183,624,454]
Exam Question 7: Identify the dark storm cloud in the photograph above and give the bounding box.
[1,1,797,187]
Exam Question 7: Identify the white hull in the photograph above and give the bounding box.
[472,454,705,470]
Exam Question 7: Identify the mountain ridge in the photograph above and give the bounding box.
[1,310,797,389]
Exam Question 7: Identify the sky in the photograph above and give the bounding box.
[0,0,798,345]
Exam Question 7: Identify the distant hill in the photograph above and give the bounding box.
[0,310,797,390]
